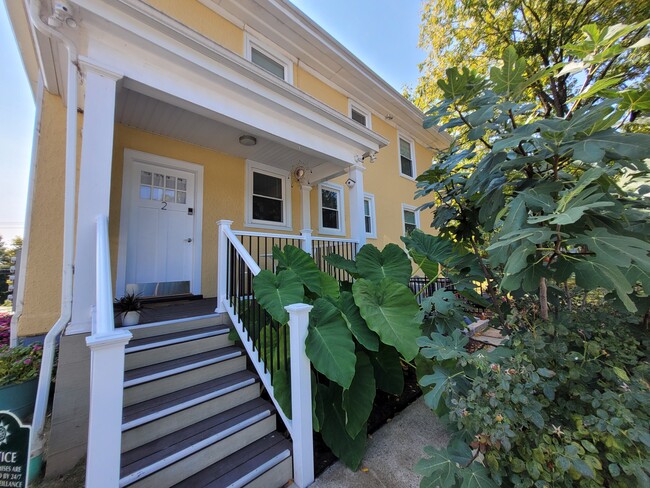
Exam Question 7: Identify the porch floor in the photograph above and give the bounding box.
[118,297,219,326]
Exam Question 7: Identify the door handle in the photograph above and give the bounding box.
[184,238,193,243]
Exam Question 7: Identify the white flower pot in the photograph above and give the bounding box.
[121,311,140,326]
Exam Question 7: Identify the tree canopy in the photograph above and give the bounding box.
[412,0,650,113]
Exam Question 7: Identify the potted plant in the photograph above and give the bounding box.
[114,292,145,326]
[0,314,43,422]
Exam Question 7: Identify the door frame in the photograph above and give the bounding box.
[116,149,204,297]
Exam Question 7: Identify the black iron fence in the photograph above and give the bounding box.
[311,238,358,282]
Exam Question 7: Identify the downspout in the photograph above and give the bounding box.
[9,75,44,348]
[26,0,79,465]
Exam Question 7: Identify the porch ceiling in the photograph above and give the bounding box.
[116,87,345,183]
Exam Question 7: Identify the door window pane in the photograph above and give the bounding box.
[141,171,152,185]
[153,173,164,187]
[166,175,176,189]
[164,189,175,202]
[140,185,151,200]
[176,191,186,204]
[177,178,187,191]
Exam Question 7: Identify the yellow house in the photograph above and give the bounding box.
[6,0,449,486]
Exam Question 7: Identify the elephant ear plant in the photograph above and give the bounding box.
[252,243,422,469]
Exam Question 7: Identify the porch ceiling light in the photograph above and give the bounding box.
[239,135,257,146]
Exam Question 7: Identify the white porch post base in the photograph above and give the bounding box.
[215,219,233,313]
[85,330,132,488]
[300,229,313,256]
[285,303,314,488]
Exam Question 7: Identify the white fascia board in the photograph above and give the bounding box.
[4,0,43,97]
[76,0,388,153]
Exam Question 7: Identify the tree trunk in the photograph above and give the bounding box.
[539,277,549,321]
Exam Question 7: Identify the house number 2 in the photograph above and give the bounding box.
[161,202,168,210]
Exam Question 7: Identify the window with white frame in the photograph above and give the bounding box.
[402,204,419,236]
[399,136,416,178]
[349,101,371,128]
[246,36,293,84]
[319,183,345,235]
[364,193,376,238]
[246,161,291,229]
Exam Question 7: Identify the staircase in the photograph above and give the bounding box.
[118,314,293,488]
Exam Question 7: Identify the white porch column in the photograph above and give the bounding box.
[285,303,314,488]
[300,184,313,255]
[69,59,122,334]
[348,165,366,248]
[215,219,233,313]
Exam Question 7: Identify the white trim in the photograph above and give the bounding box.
[348,99,372,129]
[364,193,377,239]
[401,203,420,236]
[228,450,291,488]
[125,328,228,353]
[318,182,346,236]
[398,133,417,180]
[245,31,294,84]
[245,160,293,231]
[116,149,204,297]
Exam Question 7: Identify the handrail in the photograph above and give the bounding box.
[312,236,358,243]
[85,215,132,488]
[224,227,262,275]
[232,230,304,240]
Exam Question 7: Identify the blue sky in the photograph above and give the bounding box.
[0,0,425,241]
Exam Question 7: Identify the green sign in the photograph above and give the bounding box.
[0,411,30,488]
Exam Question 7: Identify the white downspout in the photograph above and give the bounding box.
[26,0,79,465]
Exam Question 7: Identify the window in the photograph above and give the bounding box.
[364,193,376,238]
[399,136,415,178]
[402,204,419,236]
[246,35,293,84]
[246,161,291,230]
[349,101,371,128]
[319,183,345,235]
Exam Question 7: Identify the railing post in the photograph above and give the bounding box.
[300,229,313,256]
[285,303,314,488]
[216,220,233,313]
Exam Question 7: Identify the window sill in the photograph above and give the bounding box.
[244,221,293,232]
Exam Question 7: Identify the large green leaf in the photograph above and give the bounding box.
[306,298,357,388]
[415,446,460,487]
[352,278,421,361]
[567,130,650,163]
[319,271,340,299]
[253,269,304,324]
[490,46,526,98]
[324,253,358,277]
[568,228,650,271]
[355,244,412,285]
[319,383,367,470]
[410,251,440,281]
[338,292,379,351]
[273,245,322,295]
[420,367,455,410]
[574,259,636,312]
[367,344,404,395]
[460,463,500,488]
[418,329,469,361]
[271,368,292,420]
[342,352,376,438]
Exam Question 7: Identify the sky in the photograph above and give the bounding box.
[0,0,426,242]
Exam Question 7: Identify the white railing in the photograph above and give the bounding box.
[85,215,132,488]
[216,220,315,488]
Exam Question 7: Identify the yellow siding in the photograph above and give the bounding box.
[142,0,244,55]
[294,66,348,115]
[18,93,75,336]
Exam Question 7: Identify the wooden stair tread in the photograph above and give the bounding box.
[120,397,274,478]
[124,346,243,384]
[126,324,229,350]
[172,432,291,488]
[122,370,258,425]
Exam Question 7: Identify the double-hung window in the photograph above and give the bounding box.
[402,204,419,236]
[399,136,415,178]
[364,194,376,238]
[319,183,345,235]
[246,161,291,230]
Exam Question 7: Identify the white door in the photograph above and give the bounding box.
[125,161,196,296]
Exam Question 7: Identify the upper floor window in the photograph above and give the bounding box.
[319,183,345,235]
[349,101,371,128]
[402,204,419,236]
[399,136,416,178]
[246,35,293,84]
[246,161,291,230]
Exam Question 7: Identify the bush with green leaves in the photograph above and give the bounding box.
[252,243,422,469]
[406,19,650,488]
[415,311,649,487]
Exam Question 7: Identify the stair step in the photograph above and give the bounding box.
[123,347,246,406]
[120,398,277,488]
[121,371,260,452]
[125,325,232,370]
[125,314,228,340]
[172,432,292,488]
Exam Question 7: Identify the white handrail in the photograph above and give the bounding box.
[312,236,359,243]
[232,230,304,240]
[85,215,131,488]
